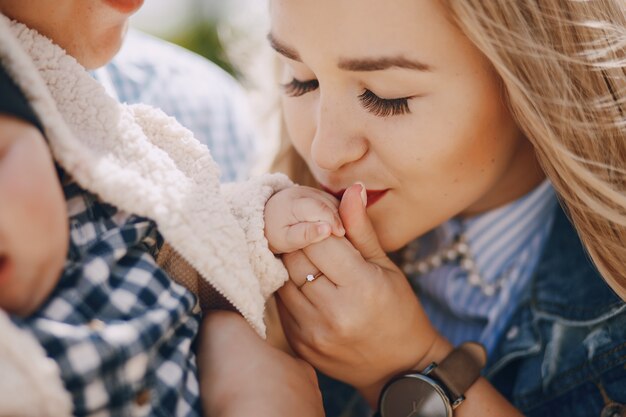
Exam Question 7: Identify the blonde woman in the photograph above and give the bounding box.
[259,0,626,416]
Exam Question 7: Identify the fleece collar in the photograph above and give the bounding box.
[0,15,269,335]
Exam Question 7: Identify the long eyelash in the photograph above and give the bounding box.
[281,78,319,97]
[358,89,411,117]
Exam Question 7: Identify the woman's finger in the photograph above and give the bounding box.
[276,279,316,326]
[275,296,319,361]
[283,251,323,286]
[302,236,374,286]
[282,251,338,307]
[299,274,336,306]
[339,183,387,262]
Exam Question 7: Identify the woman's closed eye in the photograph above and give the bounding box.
[282,78,319,97]
[358,90,411,117]
[282,78,412,118]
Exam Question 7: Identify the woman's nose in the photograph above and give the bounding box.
[310,96,368,172]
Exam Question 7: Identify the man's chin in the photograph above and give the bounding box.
[82,24,129,69]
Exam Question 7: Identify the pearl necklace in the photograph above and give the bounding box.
[401,234,501,297]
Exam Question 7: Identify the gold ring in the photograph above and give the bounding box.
[301,271,323,288]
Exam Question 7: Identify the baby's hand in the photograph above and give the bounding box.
[264,186,345,254]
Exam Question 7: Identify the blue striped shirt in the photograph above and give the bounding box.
[407,180,558,354]
[93,30,260,182]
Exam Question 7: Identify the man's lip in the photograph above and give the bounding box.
[0,255,13,285]
[320,185,389,208]
[103,0,144,14]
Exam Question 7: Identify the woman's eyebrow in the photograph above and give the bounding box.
[338,57,432,72]
[268,33,432,72]
[268,33,301,61]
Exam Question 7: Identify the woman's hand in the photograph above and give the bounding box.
[276,184,446,404]
[197,310,324,417]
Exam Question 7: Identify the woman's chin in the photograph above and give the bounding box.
[375,230,407,254]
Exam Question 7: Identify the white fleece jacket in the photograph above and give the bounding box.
[0,14,290,416]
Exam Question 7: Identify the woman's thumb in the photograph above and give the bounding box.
[339,183,387,262]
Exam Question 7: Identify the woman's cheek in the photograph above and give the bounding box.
[283,99,316,155]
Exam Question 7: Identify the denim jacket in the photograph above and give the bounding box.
[319,206,626,417]
[486,206,626,416]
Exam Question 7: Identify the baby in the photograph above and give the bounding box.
[0,19,344,416]
[0,66,67,317]
[0,112,343,318]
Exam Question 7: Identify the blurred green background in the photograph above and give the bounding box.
[170,20,237,77]
[131,0,268,80]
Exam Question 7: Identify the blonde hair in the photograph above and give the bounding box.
[272,0,626,299]
[443,0,626,299]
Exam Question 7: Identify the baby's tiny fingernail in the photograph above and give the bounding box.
[317,223,331,237]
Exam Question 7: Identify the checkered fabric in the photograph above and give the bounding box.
[12,167,203,417]
[9,31,261,416]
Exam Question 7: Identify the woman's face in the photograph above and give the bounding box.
[0,0,144,69]
[270,0,544,251]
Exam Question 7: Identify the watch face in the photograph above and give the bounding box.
[380,375,451,417]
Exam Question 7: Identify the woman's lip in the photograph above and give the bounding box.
[365,189,389,207]
[320,185,389,208]
[103,0,144,14]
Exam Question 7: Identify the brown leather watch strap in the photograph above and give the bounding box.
[428,342,487,405]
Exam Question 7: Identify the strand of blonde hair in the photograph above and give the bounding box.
[444,0,626,298]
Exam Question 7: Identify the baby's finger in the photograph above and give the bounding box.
[284,222,332,252]
[292,197,345,237]
[306,188,341,209]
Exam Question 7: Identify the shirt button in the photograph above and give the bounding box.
[506,326,520,340]
[600,403,626,417]
[134,388,151,406]
[87,319,105,331]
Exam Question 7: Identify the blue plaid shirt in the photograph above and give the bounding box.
[11,31,260,416]
[13,168,201,416]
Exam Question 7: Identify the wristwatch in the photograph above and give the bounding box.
[376,342,487,417]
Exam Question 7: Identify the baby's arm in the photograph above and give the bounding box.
[264,185,345,254]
